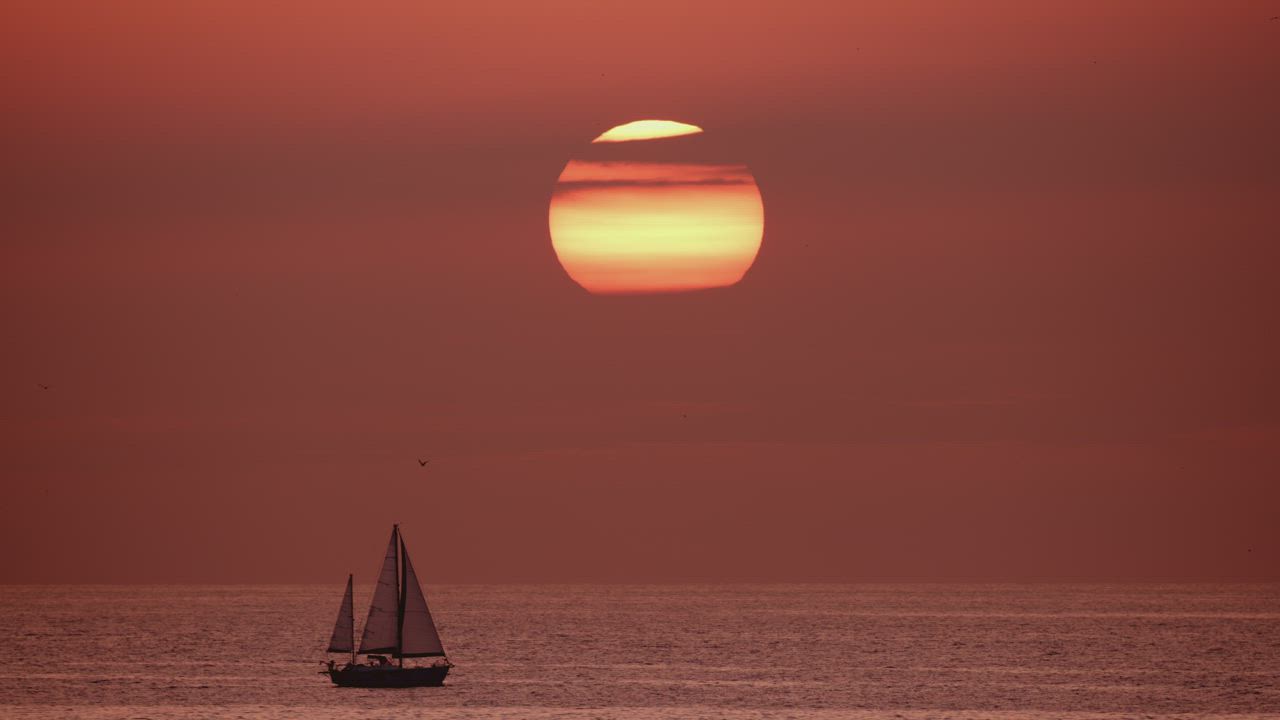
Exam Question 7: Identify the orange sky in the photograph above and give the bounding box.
[2,1,1278,582]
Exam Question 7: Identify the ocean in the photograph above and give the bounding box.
[1,584,1277,719]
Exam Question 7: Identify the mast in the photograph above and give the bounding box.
[347,574,355,664]
[348,574,356,665]
[397,524,407,668]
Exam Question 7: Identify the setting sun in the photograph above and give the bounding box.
[549,120,764,294]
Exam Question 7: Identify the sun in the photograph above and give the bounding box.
[548,120,765,295]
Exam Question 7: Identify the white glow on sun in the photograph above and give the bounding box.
[592,120,703,144]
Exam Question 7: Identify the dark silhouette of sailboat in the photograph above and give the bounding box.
[324,524,452,687]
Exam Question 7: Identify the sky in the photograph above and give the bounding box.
[2,1,1278,583]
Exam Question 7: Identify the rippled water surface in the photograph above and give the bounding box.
[1,584,1278,719]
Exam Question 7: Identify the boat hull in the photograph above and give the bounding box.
[328,664,450,688]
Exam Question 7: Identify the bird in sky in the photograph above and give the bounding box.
[418,459,430,467]
[37,383,50,390]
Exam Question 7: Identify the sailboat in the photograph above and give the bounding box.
[324,524,452,687]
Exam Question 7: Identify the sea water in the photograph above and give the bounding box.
[1,584,1277,719]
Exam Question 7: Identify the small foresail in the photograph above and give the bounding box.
[358,527,401,654]
[327,574,354,654]
[395,544,446,657]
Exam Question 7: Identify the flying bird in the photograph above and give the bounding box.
[418,458,430,467]
[37,384,50,390]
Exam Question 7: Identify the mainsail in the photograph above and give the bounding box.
[358,527,402,654]
[327,574,355,654]
[396,542,446,657]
